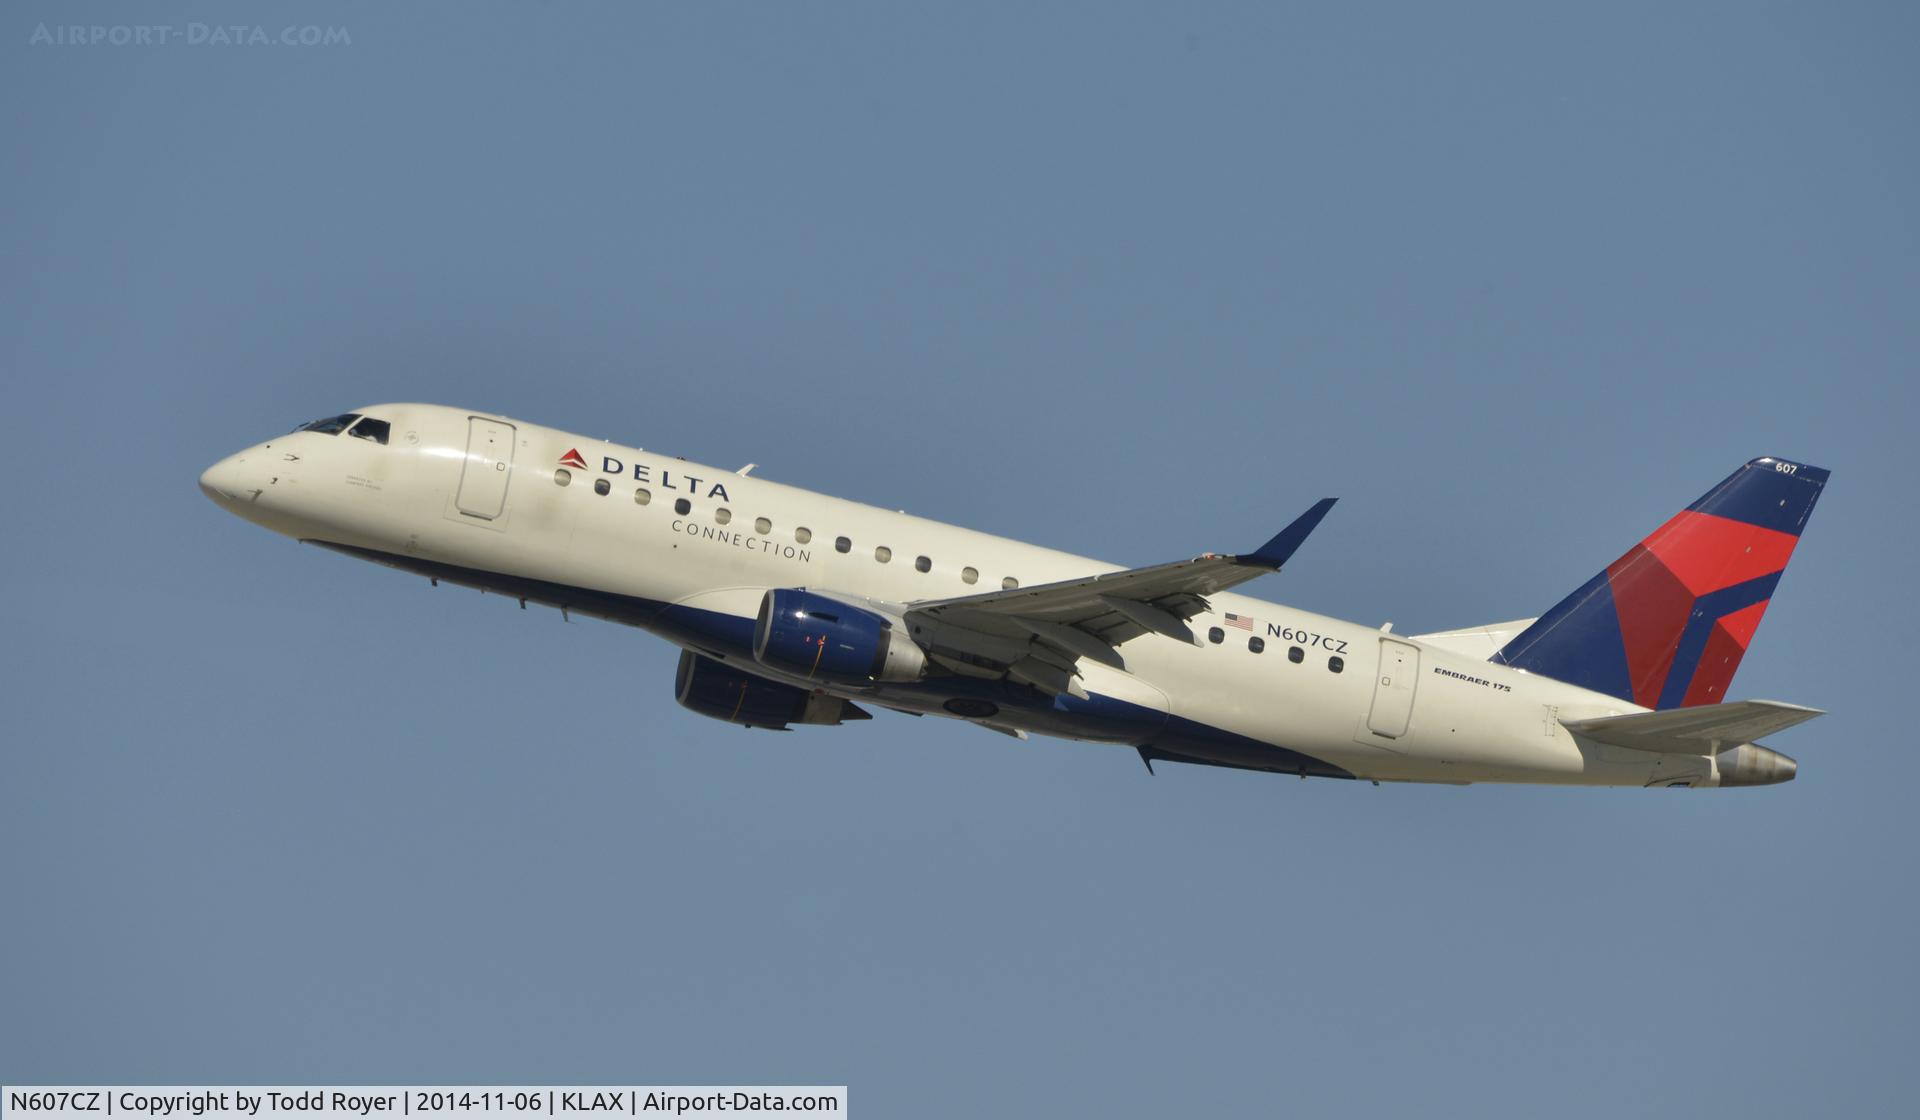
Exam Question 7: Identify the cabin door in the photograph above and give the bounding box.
[455,417,516,520]
[1366,637,1421,738]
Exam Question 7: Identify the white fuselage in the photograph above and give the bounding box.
[200,403,1737,788]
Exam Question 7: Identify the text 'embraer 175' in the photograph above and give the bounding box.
[201,405,1828,789]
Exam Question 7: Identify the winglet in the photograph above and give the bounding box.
[1241,498,1337,570]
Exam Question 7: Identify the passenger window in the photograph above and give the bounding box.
[754,517,772,535]
[347,417,391,445]
[1328,656,1344,673]
[874,546,892,563]
[714,508,731,525]
[795,527,812,544]
[634,488,651,505]
[1249,636,1265,653]
[674,498,691,515]
[1288,646,1304,663]
[914,556,931,573]
[962,566,979,585]
[593,479,610,496]
[835,536,852,553]
[1002,577,1019,590]
[1208,627,1224,644]
[554,469,572,487]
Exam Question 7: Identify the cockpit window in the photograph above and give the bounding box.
[297,413,360,435]
[347,417,390,445]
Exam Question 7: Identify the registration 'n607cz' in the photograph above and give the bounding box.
[1265,623,1349,654]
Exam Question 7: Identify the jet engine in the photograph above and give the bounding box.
[753,589,926,684]
[674,650,871,729]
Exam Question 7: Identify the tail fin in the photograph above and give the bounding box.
[1491,457,1829,710]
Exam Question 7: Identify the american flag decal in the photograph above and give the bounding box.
[1224,612,1255,631]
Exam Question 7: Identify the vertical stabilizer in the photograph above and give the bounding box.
[1491,458,1828,709]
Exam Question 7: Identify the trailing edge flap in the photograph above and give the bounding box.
[1560,700,1823,755]
[904,499,1337,665]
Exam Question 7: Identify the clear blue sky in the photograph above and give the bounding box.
[3,3,1914,1116]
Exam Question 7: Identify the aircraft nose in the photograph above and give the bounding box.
[198,453,248,506]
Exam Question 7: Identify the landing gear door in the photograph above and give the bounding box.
[456,417,515,520]
[1366,637,1421,738]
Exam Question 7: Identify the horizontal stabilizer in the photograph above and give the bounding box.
[1561,700,1823,755]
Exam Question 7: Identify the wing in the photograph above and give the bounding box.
[1560,700,1824,754]
[901,499,1335,697]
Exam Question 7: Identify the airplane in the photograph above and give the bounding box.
[199,404,1828,789]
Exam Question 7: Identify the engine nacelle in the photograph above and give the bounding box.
[674,650,870,729]
[753,589,926,684]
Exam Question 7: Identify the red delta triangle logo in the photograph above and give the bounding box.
[558,448,589,470]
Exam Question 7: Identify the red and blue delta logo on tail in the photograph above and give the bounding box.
[1492,457,1829,711]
